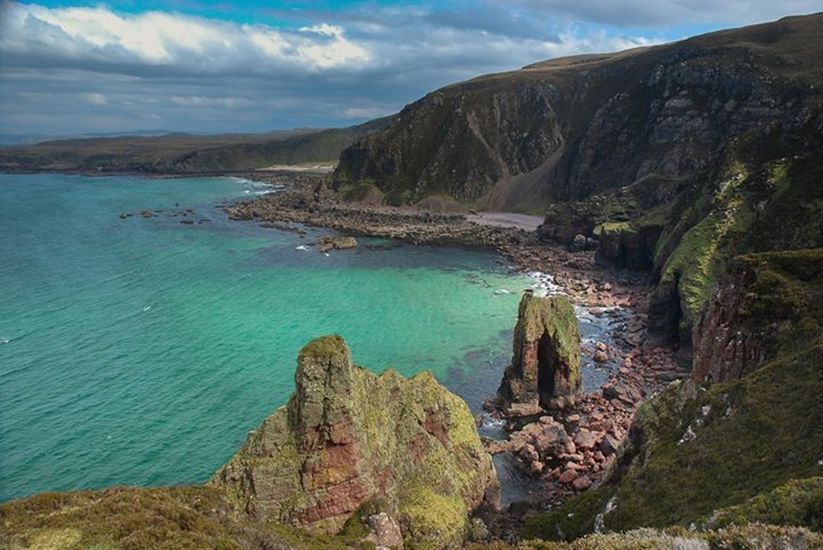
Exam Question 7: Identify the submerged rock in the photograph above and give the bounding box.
[497,291,582,413]
[316,235,358,252]
[211,335,497,547]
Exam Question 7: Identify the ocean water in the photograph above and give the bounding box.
[0,173,543,502]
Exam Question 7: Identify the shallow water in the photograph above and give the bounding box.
[0,173,548,501]
[0,173,619,503]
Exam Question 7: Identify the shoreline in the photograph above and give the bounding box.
[221,175,686,521]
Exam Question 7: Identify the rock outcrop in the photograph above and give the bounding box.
[692,249,823,382]
[212,335,498,548]
[335,14,823,343]
[497,292,581,414]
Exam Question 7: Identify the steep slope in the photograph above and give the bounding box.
[335,14,823,211]
[337,13,823,343]
[521,250,823,540]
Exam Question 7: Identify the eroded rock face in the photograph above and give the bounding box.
[211,335,498,547]
[692,250,823,383]
[691,268,766,383]
[497,292,581,413]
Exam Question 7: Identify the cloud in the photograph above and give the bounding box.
[342,106,393,119]
[84,92,108,105]
[509,0,823,27]
[1,0,820,136]
[0,3,370,72]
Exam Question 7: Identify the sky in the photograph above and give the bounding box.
[1,0,822,137]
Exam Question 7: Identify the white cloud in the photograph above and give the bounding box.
[170,96,252,108]
[85,92,107,105]
[0,3,371,71]
[342,106,393,119]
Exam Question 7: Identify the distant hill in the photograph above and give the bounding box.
[0,118,390,174]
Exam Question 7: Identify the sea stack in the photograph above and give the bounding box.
[212,335,498,548]
[497,291,582,415]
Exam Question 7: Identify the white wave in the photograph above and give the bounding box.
[0,337,10,345]
[494,288,512,295]
[295,245,308,251]
[142,305,152,312]
[525,271,563,297]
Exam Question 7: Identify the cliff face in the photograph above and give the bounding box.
[522,250,823,540]
[212,335,498,547]
[497,292,581,414]
[335,14,823,343]
[692,249,823,382]
[335,15,823,212]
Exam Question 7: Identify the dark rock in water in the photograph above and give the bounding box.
[316,235,358,253]
[180,220,194,225]
[211,335,497,547]
[140,210,154,218]
[497,292,581,414]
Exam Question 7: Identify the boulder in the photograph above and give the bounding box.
[532,422,573,456]
[212,335,497,547]
[599,433,621,456]
[572,476,593,491]
[570,234,587,252]
[603,382,642,405]
[558,469,578,484]
[497,292,582,413]
[573,429,599,451]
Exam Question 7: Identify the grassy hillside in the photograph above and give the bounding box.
[0,118,390,174]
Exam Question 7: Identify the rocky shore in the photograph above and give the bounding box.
[223,176,686,519]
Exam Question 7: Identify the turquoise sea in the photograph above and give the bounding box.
[0,173,543,502]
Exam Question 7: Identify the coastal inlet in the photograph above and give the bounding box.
[0,173,598,503]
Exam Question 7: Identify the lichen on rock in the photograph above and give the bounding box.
[497,291,581,414]
[211,335,498,548]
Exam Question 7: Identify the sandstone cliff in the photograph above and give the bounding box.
[497,292,581,414]
[212,335,498,548]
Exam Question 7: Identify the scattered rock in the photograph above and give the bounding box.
[599,433,621,456]
[558,469,578,484]
[572,476,592,491]
[573,429,599,451]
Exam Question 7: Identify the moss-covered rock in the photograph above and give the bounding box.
[522,333,823,540]
[212,335,498,548]
[692,249,823,382]
[497,292,581,413]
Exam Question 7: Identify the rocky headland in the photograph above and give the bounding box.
[3,12,822,550]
